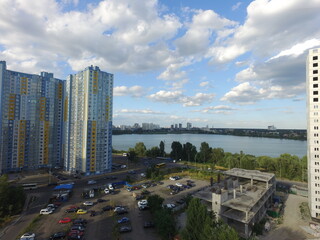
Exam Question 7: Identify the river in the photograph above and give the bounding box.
[112,134,307,158]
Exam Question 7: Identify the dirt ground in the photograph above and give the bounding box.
[259,194,311,240]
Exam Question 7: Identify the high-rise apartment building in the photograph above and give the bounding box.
[307,48,320,219]
[64,66,113,175]
[0,61,64,173]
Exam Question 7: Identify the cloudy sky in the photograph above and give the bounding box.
[1,0,320,129]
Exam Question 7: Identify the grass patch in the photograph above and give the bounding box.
[300,202,311,220]
[17,214,42,238]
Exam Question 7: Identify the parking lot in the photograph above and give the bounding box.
[29,175,209,240]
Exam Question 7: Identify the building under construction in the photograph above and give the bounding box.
[194,168,276,238]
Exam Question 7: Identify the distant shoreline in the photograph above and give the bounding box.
[112,128,307,141]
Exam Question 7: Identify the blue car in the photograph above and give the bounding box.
[118,217,130,224]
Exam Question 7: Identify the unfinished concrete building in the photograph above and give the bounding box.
[194,168,276,238]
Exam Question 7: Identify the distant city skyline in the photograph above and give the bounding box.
[0,0,319,129]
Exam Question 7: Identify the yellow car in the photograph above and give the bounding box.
[76,209,87,214]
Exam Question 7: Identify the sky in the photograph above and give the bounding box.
[1,0,320,129]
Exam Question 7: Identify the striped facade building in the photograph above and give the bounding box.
[64,66,113,175]
[0,62,113,175]
[0,61,64,172]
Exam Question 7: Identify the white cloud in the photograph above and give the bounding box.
[232,2,242,11]
[208,0,320,64]
[175,9,237,56]
[114,85,146,97]
[221,81,301,105]
[118,109,163,114]
[148,90,215,106]
[268,38,320,61]
[199,81,209,87]
[0,0,182,75]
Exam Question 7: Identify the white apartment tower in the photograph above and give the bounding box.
[307,48,320,219]
[64,66,113,175]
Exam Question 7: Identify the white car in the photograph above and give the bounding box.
[83,201,94,206]
[104,188,110,194]
[87,180,97,185]
[138,200,148,208]
[165,203,176,209]
[121,165,127,168]
[40,208,53,215]
[20,233,35,240]
[175,182,183,187]
[108,184,114,190]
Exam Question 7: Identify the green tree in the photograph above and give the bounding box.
[134,142,147,156]
[146,146,161,158]
[182,142,197,163]
[170,141,183,160]
[147,194,164,213]
[181,198,209,240]
[211,148,225,165]
[159,141,165,157]
[198,142,211,163]
[154,208,176,240]
[0,175,25,218]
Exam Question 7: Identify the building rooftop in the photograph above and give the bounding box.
[224,168,274,182]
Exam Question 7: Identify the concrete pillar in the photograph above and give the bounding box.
[233,189,236,199]
[251,176,253,186]
[266,181,269,189]
[240,185,243,193]
[245,224,249,238]
[246,211,248,221]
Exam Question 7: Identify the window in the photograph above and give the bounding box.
[314,70,319,74]
[314,56,319,60]
[314,98,319,102]
[314,63,319,67]
[315,77,319,81]
[314,91,319,95]
[314,84,319,88]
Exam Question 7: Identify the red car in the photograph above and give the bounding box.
[58,217,72,224]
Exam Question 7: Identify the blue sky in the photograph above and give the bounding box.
[1,0,320,129]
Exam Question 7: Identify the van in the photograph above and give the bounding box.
[40,208,53,214]
[122,153,128,157]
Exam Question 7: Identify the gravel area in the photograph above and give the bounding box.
[259,194,311,240]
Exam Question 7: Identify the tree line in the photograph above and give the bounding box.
[120,140,307,182]
[0,175,26,225]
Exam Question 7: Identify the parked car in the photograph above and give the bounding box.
[175,182,183,187]
[70,225,85,232]
[49,232,66,240]
[108,184,114,190]
[117,217,130,224]
[65,206,78,213]
[102,205,113,211]
[143,221,155,228]
[104,188,110,194]
[119,226,132,233]
[87,180,97,185]
[76,209,87,214]
[20,233,35,240]
[83,201,94,206]
[40,208,53,215]
[59,217,72,224]
[73,218,87,225]
[135,195,144,200]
